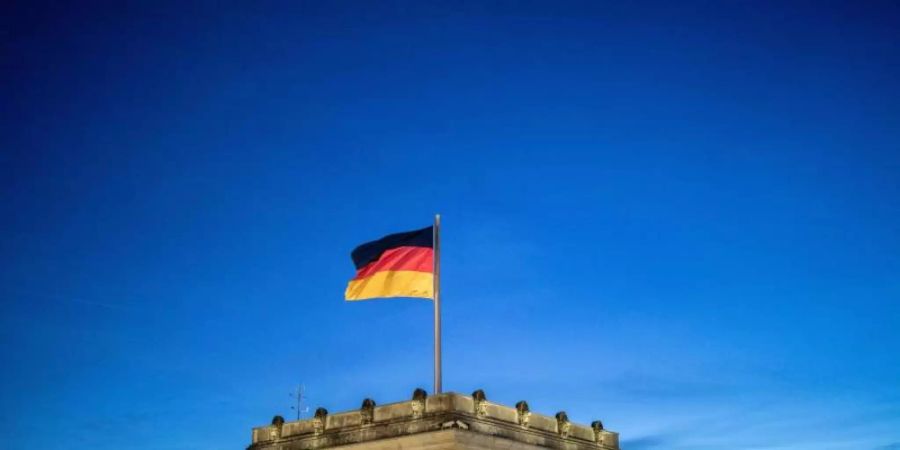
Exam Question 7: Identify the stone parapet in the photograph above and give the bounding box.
[249,390,618,450]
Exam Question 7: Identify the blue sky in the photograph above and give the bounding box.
[2,1,899,449]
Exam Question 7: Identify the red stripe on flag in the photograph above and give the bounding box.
[353,246,433,280]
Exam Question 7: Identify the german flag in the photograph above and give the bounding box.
[345,226,434,301]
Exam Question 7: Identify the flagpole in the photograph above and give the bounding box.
[433,214,442,394]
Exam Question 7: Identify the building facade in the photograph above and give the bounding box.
[249,390,619,450]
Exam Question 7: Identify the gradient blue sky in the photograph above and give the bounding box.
[2,1,899,449]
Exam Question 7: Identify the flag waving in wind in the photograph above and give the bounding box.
[345,226,435,301]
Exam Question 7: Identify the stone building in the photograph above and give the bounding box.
[248,390,619,450]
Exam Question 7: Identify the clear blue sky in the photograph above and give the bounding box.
[2,1,899,449]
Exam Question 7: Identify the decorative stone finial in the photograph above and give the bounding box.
[591,420,605,443]
[269,415,285,440]
[472,389,488,417]
[515,401,531,428]
[313,407,328,435]
[411,388,427,418]
[556,411,571,438]
[360,398,376,425]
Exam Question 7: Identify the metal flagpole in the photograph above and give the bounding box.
[433,214,442,394]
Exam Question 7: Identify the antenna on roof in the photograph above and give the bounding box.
[289,384,309,421]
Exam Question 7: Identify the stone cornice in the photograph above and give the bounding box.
[249,390,618,450]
